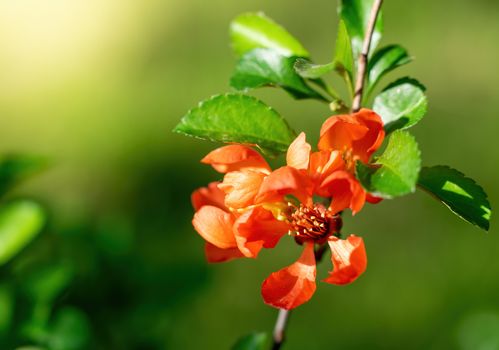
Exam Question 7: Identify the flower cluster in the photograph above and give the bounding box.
[191,109,385,309]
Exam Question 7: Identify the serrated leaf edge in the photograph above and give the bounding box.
[375,77,428,133]
[357,130,421,199]
[173,93,295,153]
[376,131,421,193]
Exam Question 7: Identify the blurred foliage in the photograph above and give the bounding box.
[0,155,47,198]
[0,156,211,349]
[0,0,497,349]
[232,332,270,350]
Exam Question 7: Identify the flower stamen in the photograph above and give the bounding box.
[287,203,342,244]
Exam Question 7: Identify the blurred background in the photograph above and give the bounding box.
[0,0,498,349]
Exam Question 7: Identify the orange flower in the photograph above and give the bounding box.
[255,134,368,309]
[191,109,384,309]
[317,108,385,211]
[261,236,366,309]
[192,145,290,261]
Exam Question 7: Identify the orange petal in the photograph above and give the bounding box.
[192,206,236,249]
[318,109,385,163]
[323,235,367,285]
[218,170,266,209]
[191,182,226,211]
[286,132,311,170]
[366,193,383,204]
[256,166,313,205]
[234,207,289,258]
[309,150,344,188]
[201,145,270,173]
[318,115,368,152]
[261,242,316,310]
[319,171,366,214]
[351,109,385,162]
[204,242,244,263]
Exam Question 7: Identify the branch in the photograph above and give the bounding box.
[272,308,291,350]
[351,0,384,112]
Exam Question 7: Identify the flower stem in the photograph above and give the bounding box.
[272,308,291,350]
[351,0,384,112]
[314,242,329,262]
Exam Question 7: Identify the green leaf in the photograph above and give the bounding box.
[333,20,354,88]
[47,307,91,350]
[294,59,344,103]
[0,200,45,265]
[339,0,383,62]
[230,12,309,58]
[356,130,421,198]
[231,49,325,101]
[23,264,74,303]
[0,284,14,334]
[367,45,412,93]
[373,78,427,133]
[418,166,491,231]
[294,58,335,79]
[21,302,52,343]
[232,332,270,350]
[174,94,296,155]
[0,155,47,197]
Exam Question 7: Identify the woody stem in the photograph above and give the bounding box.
[351,0,384,112]
[272,309,291,350]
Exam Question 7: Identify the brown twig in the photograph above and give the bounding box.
[351,0,384,112]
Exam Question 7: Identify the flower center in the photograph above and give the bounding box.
[288,203,342,244]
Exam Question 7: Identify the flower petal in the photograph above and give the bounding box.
[192,205,236,249]
[323,235,367,285]
[204,242,244,263]
[351,109,385,161]
[261,242,316,310]
[218,170,266,209]
[286,132,311,170]
[256,166,313,205]
[366,193,383,204]
[234,207,289,258]
[318,115,368,152]
[319,171,366,214]
[309,150,344,188]
[191,182,226,211]
[201,145,270,173]
[318,109,385,163]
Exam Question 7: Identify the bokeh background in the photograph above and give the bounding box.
[0,0,498,349]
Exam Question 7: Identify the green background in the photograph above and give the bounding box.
[0,0,498,349]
